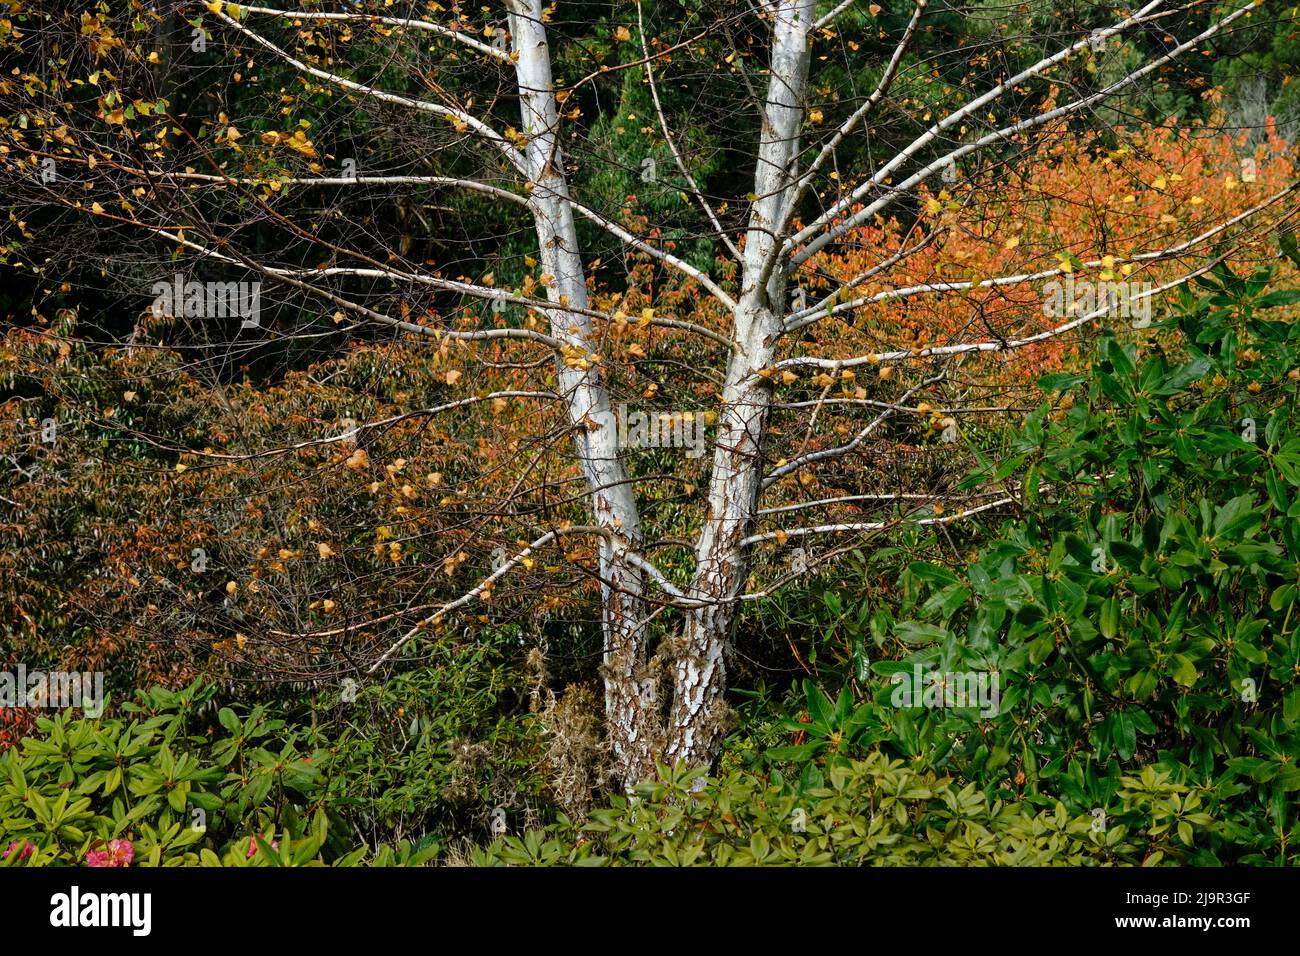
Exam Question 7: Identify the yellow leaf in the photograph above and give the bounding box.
[1003,236,1019,251]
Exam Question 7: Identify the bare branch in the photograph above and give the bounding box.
[788,0,1175,261]
[741,495,1015,546]
[762,376,940,488]
[637,0,742,261]
[237,4,516,63]
[212,11,527,175]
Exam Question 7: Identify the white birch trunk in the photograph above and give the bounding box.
[666,0,814,766]
[509,0,657,784]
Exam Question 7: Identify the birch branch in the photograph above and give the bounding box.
[637,0,742,261]
[213,11,527,176]
[169,392,560,463]
[788,0,1171,250]
[785,183,1299,333]
[762,376,940,487]
[131,222,566,349]
[236,4,517,63]
[813,0,856,29]
[742,495,1015,546]
[767,245,1253,376]
[365,524,687,671]
[791,0,1255,265]
[769,182,1300,373]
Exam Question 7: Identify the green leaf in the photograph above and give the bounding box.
[894,621,948,645]
[1284,687,1300,725]
[1163,593,1189,643]
[1109,541,1144,572]
[166,785,188,813]
[1278,229,1300,269]
[1100,597,1119,640]
[1105,338,1136,377]
[1256,290,1300,308]
[908,561,959,588]
[1038,372,1086,393]
[804,680,833,728]
[1170,654,1198,687]
[218,708,241,735]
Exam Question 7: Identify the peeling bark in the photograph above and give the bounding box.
[509,0,657,784]
[666,0,814,768]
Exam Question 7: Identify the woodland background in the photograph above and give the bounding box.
[1,0,1300,865]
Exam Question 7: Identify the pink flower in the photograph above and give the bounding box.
[4,840,34,862]
[85,839,134,867]
[245,834,279,859]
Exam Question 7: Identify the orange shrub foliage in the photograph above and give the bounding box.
[797,116,1297,381]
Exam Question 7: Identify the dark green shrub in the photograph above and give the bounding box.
[475,756,1210,865]
[746,263,1300,864]
[0,680,436,866]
